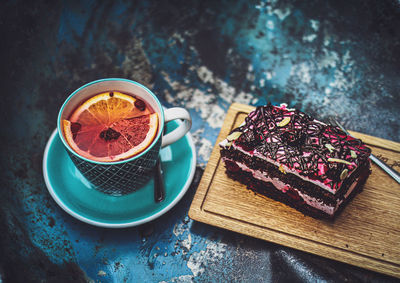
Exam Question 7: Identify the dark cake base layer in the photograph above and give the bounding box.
[221,148,370,205]
[224,165,370,220]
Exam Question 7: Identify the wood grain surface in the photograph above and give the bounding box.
[189,103,400,278]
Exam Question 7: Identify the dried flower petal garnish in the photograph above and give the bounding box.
[325,144,335,153]
[280,103,295,111]
[277,117,290,127]
[340,169,349,180]
[227,131,242,141]
[328,158,352,165]
[279,164,286,174]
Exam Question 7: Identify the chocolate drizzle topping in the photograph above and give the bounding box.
[231,104,371,190]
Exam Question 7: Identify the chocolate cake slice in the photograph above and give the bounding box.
[219,103,372,219]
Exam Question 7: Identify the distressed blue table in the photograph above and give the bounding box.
[1,0,399,282]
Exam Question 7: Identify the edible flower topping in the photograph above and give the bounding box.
[277,117,290,127]
[324,144,335,153]
[328,158,352,165]
[340,169,349,180]
[227,131,242,141]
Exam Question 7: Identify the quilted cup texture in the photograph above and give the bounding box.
[67,138,161,195]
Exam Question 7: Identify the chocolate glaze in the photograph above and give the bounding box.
[230,104,371,190]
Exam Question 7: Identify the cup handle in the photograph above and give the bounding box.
[162,107,192,148]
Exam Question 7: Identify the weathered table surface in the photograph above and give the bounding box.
[1,0,399,282]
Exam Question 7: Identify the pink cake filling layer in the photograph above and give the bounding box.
[220,139,344,194]
[222,157,360,216]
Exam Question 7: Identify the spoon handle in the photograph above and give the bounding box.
[154,158,165,202]
[369,154,400,184]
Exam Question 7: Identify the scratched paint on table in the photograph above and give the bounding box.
[1,0,400,282]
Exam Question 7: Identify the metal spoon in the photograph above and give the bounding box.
[154,157,165,202]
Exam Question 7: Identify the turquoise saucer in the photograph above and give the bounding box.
[43,120,196,228]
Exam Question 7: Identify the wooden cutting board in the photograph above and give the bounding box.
[189,103,400,278]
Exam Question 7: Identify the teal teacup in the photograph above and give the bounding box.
[57,78,192,196]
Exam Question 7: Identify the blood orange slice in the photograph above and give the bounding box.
[62,91,159,162]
